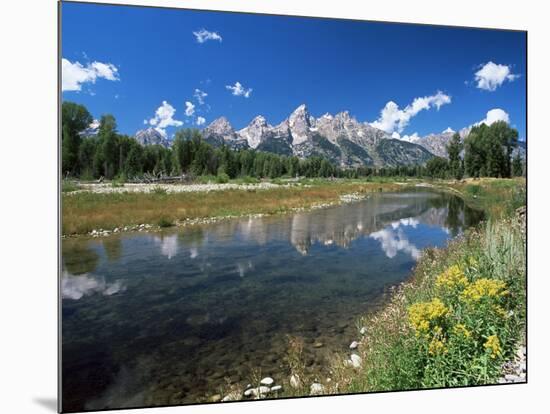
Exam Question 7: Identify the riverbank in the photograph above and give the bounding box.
[61,178,408,236]
[61,177,525,236]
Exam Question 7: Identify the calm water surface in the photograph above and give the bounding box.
[61,190,483,411]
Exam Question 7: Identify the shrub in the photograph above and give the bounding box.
[216,172,230,184]
[157,217,173,228]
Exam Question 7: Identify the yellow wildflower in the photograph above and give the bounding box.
[453,324,472,338]
[484,335,502,358]
[436,265,468,291]
[468,256,478,268]
[428,338,448,355]
[461,278,508,304]
[408,298,448,336]
[493,305,508,318]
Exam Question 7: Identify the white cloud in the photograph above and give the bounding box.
[193,29,223,43]
[370,91,451,133]
[185,101,195,116]
[400,132,420,143]
[370,226,421,260]
[146,101,183,137]
[474,62,519,91]
[475,108,510,126]
[194,88,208,105]
[443,127,455,134]
[226,81,253,98]
[196,116,206,126]
[62,58,119,92]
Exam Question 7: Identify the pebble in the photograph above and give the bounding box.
[359,327,367,335]
[349,341,359,350]
[270,385,282,392]
[310,383,325,395]
[260,377,274,386]
[350,354,362,368]
[313,342,324,348]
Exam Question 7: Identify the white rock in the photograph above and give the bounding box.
[260,377,274,386]
[359,327,367,335]
[244,386,270,398]
[350,354,362,368]
[349,341,359,350]
[290,374,301,389]
[270,385,282,392]
[310,383,325,395]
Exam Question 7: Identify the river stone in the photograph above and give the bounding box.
[260,377,274,386]
[209,394,222,402]
[350,354,362,368]
[244,386,270,398]
[310,383,325,395]
[359,327,367,335]
[349,341,359,350]
[270,385,283,392]
[313,342,324,348]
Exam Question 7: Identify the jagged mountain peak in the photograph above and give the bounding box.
[134,127,170,147]
[205,116,234,132]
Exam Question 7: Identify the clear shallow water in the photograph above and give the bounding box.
[61,190,483,411]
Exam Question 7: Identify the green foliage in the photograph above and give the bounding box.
[465,122,518,178]
[61,180,80,193]
[512,154,524,177]
[447,133,464,180]
[157,217,174,228]
[215,172,230,184]
[425,157,449,179]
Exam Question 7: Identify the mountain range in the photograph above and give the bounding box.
[83,103,525,166]
[200,104,434,167]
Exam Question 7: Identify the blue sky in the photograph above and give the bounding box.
[61,2,526,141]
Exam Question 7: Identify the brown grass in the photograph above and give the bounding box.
[62,181,405,235]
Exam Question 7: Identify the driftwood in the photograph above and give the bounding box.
[128,173,191,184]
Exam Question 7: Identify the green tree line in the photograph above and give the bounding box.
[62,101,525,181]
